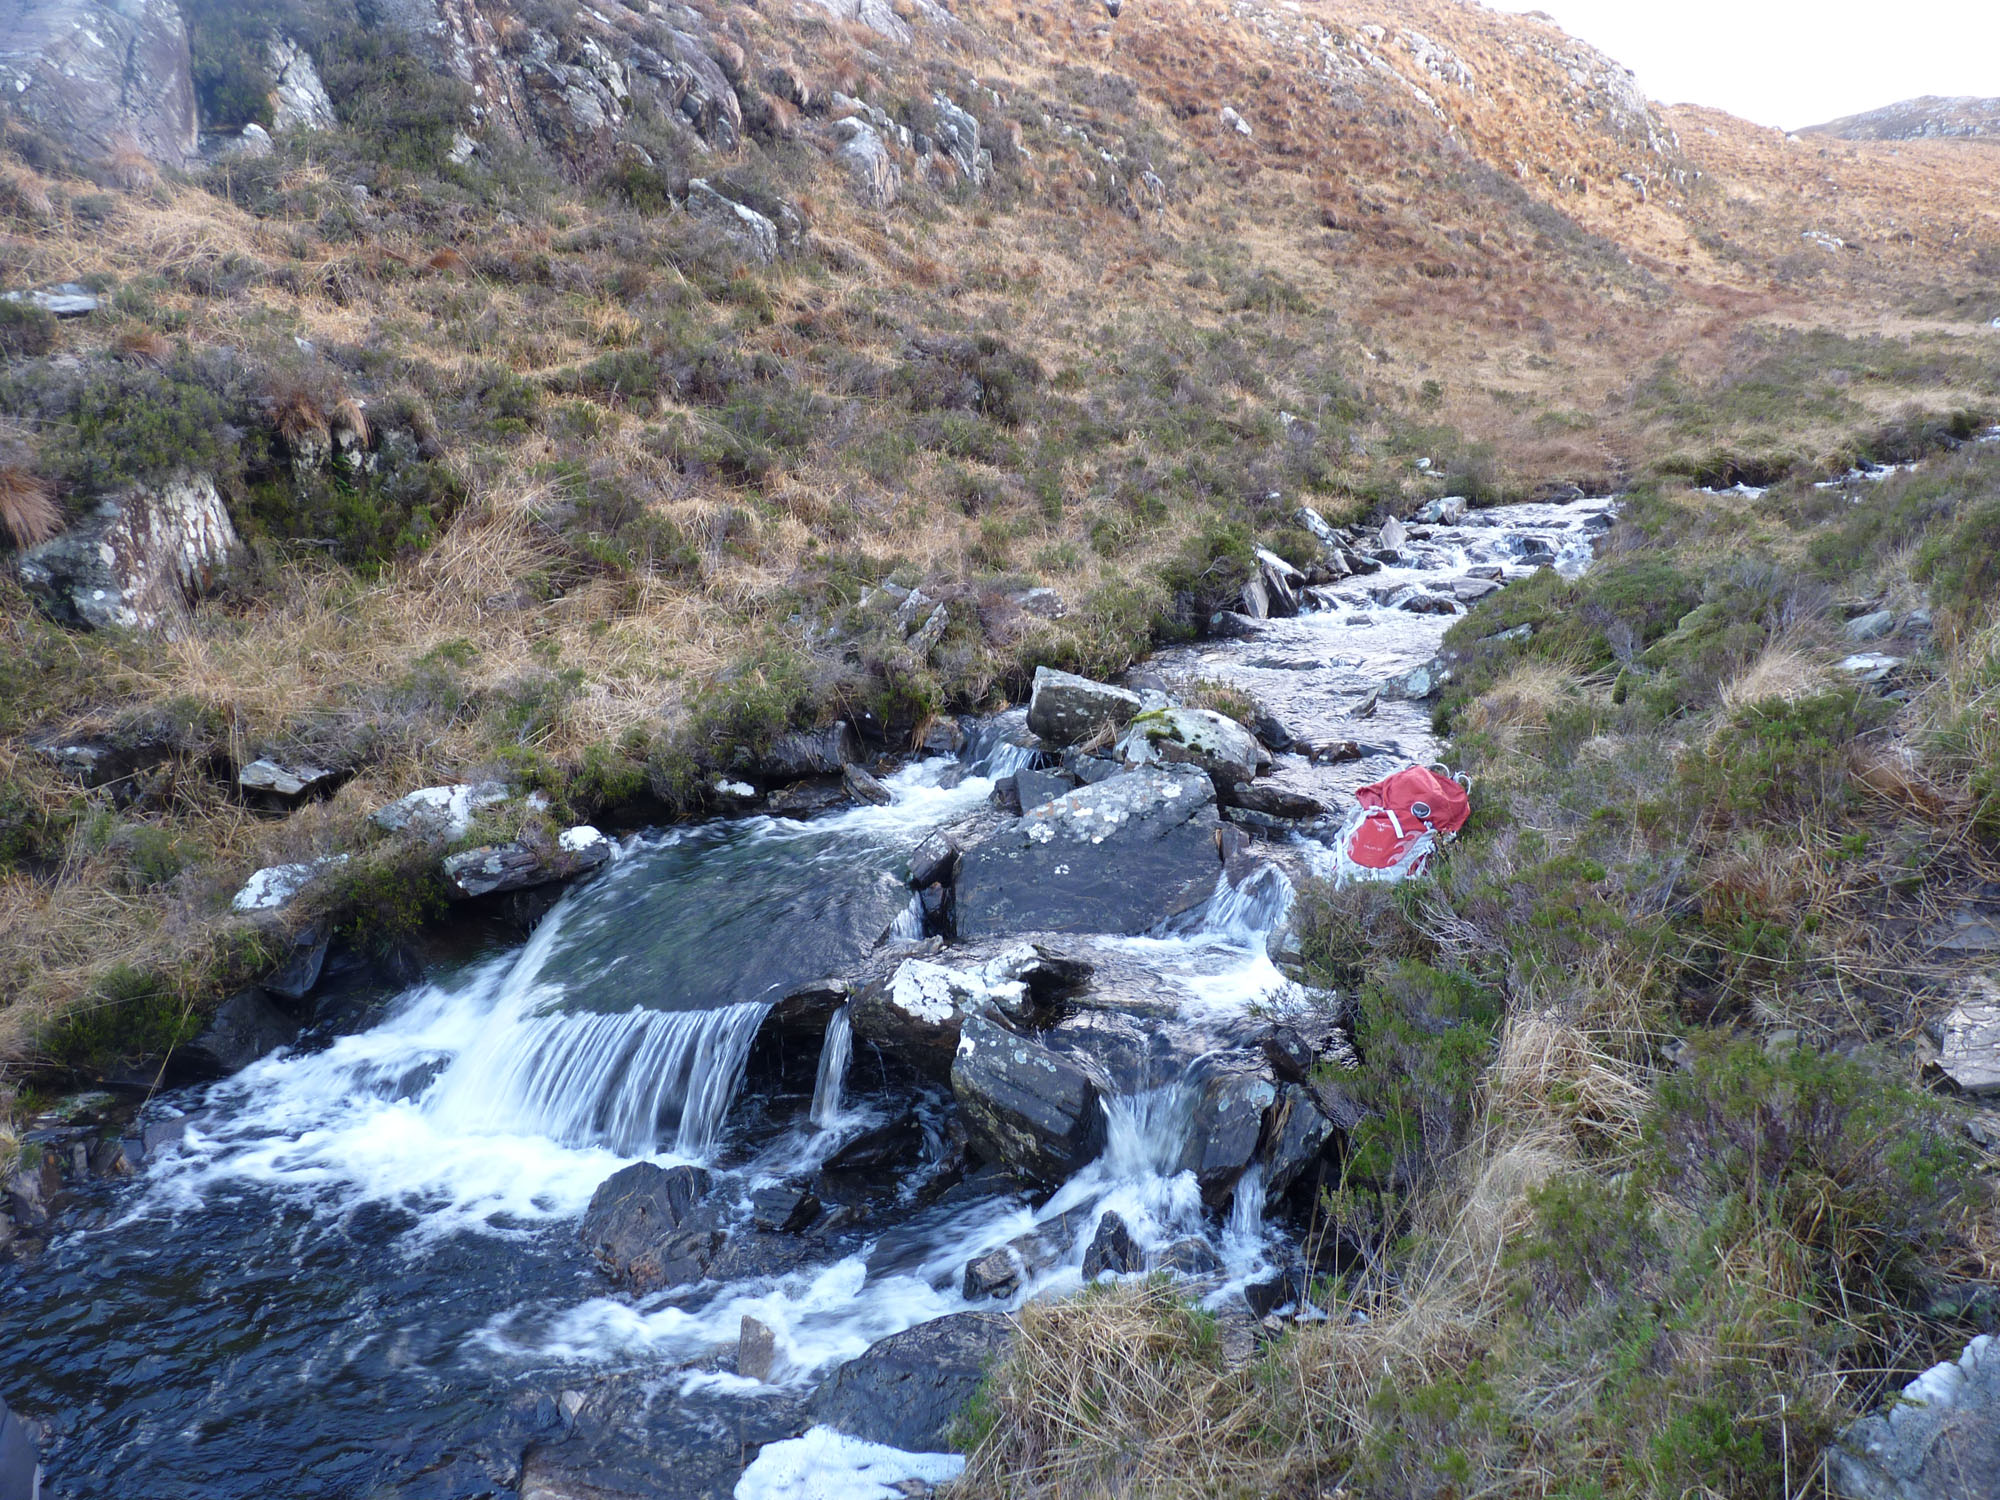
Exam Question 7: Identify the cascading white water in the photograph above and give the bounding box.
[889,894,926,941]
[809,1005,854,1129]
[1099,1085,1196,1179]
[1226,1162,1265,1245]
[426,1001,771,1156]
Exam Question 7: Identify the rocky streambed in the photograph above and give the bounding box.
[0,497,1613,1499]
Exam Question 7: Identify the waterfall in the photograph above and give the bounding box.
[810,1005,854,1129]
[1226,1163,1265,1244]
[1099,1085,1196,1179]
[889,893,925,941]
[1192,862,1295,946]
[426,999,771,1157]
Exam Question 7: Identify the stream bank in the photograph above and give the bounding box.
[0,495,1614,1498]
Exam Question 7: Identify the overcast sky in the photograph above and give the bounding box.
[1484,0,2000,131]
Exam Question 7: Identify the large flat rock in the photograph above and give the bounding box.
[954,764,1221,938]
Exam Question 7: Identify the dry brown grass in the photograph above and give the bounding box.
[0,466,60,550]
[959,1121,1568,1499]
[1718,640,1831,710]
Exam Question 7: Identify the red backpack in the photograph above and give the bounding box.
[1337,764,1472,879]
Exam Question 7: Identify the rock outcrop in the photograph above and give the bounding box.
[19,474,238,633]
[834,117,901,209]
[0,0,197,165]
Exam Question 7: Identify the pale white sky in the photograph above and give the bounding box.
[1485,0,2000,131]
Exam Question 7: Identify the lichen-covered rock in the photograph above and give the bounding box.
[685,179,779,264]
[441,825,611,899]
[1924,979,2000,1095]
[833,117,901,209]
[1025,666,1144,746]
[371,781,512,840]
[19,474,238,633]
[0,0,197,164]
[1833,1335,2000,1500]
[952,1014,1105,1183]
[1115,707,1267,788]
[851,947,1064,1076]
[955,765,1220,938]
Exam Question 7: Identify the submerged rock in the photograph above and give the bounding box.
[1025,666,1143,746]
[807,1312,1013,1453]
[954,765,1220,939]
[580,1163,715,1292]
[952,1015,1106,1183]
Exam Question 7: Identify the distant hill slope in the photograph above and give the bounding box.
[1803,94,2000,141]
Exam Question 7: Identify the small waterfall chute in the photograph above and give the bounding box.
[810,1005,854,1129]
[425,1001,770,1157]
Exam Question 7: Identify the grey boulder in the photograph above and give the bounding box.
[685,178,779,264]
[19,473,238,632]
[1833,1335,2000,1500]
[1025,666,1143,746]
[808,1312,1013,1453]
[952,1015,1106,1184]
[1115,707,1267,788]
[954,764,1220,939]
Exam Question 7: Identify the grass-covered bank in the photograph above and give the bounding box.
[957,446,2000,1496]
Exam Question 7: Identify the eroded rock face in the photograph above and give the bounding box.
[833,117,901,209]
[268,38,337,132]
[954,764,1221,938]
[19,474,238,633]
[0,0,197,164]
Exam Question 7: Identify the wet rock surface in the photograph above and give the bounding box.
[955,764,1221,938]
[580,1163,714,1292]
[806,1312,1012,1452]
[952,1015,1107,1183]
